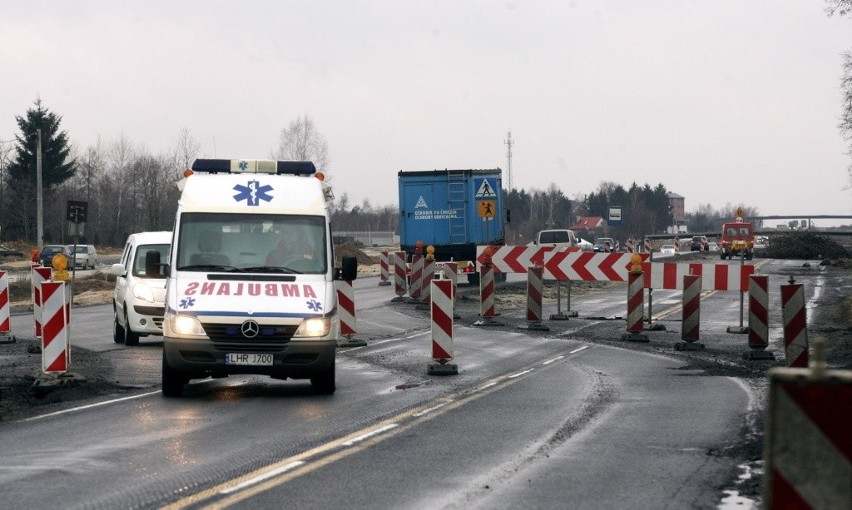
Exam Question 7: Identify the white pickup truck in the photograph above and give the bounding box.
[534,229,578,248]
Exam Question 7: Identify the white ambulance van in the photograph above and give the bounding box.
[150,159,357,397]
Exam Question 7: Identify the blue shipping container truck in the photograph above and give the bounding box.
[398,169,506,284]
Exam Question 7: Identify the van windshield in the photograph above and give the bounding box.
[176,212,327,274]
[134,244,170,277]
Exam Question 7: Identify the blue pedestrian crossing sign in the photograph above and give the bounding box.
[474,178,497,200]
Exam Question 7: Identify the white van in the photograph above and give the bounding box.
[111,232,172,346]
[151,159,357,397]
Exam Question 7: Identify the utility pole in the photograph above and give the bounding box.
[37,128,43,248]
[504,131,513,191]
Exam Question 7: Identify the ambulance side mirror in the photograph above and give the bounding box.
[336,255,358,281]
[145,250,167,277]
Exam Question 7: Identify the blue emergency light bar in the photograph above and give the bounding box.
[191,159,317,176]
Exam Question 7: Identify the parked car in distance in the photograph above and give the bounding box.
[67,244,98,269]
[659,244,677,255]
[38,244,71,267]
[110,231,172,346]
[707,242,719,252]
[690,235,709,251]
[593,237,615,252]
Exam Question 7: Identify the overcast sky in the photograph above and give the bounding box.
[2,1,851,226]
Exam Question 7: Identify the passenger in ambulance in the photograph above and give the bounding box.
[265,231,315,267]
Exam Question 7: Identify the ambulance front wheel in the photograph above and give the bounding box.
[311,363,336,395]
[162,351,188,397]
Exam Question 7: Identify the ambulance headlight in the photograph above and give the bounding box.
[294,317,331,338]
[165,311,206,337]
[132,283,155,303]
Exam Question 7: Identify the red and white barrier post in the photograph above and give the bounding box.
[744,275,775,360]
[31,266,52,338]
[675,274,704,350]
[378,250,392,286]
[409,254,423,302]
[0,271,14,343]
[391,251,408,302]
[521,266,549,331]
[427,277,458,375]
[336,279,366,347]
[473,264,503,327]
[643,237,652,254]
[626,238,635,253]
[781,277,808,367]
[419,257,435,307]
[621,255,648,342]
[762,339,852,508]
[40,281,69,373]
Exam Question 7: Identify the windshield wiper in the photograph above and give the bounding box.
[241,266,302,274]
[177,264,244,272]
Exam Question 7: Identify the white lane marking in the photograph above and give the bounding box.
[220,461,306,495]
[476,382,498,391]
[569,345,589,354]
[507,369,534,379]
[342,424,399,446]
[542,355,565,365]
[20,390,161,422]
[413,400,454,417]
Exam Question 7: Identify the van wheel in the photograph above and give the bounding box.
[113,309,125,344]
[162,352,187,397]
[124,312,140,346]
[311,364,336,395]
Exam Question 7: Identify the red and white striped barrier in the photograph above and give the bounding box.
[41,281,69,373]
[420,258,435,305]
[781,282,808,367]
[378,250,392,286]
[641,262,754,291]
[31,266,52,338]
[679,274,702,347]
[409,255,423,301]
[626,239,635,253]
[614,240,620,252]
[0,271,13,342]
[428,278,457,375]
[336,279,366,347]
[763,363,852,508]
[475,245,568,274]
[747,275,771,353]
[523,266,548,331]
[644,238,652,253]
[544,251,649,282]
[473,265,502,326]
[622,271,648,342]
[392,251,407,301]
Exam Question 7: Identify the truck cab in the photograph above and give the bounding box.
[720,218,754,260]
[155,159,357,397]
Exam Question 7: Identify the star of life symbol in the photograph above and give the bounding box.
[179,297,196,309]
[307,299,323,312]
[233,180,274,206]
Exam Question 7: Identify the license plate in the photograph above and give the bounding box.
[225,353,274,366]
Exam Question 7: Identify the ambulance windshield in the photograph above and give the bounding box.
[176,212,327,274]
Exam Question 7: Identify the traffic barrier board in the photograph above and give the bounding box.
[641,262,754,291]
[544,251,649,282]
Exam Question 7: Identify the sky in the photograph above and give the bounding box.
[2,1,851,227]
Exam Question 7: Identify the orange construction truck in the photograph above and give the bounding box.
[720,217,754,260]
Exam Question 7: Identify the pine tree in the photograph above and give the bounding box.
[8,98,76,189]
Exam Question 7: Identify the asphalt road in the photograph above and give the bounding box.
[1,257,845,509]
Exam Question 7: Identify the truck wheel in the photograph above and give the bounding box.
[113,309,125,344]
[311,364,336,395]
[124,312,140,346]
[162,352,187,397]
[467,273,480,286]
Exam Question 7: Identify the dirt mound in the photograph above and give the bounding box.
[335,242,377,266]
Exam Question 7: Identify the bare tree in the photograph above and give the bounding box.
[841,50,852,187]
[172,127,202,171]
[272,115,330,173]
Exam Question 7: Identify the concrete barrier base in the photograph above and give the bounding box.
[675,341,705,351]
[621,332,649,343]
[427,361,458,376]
[742,350,776,361]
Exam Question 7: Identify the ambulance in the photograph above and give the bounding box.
[150,159,357,397]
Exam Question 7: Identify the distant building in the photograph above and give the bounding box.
[667,192,688,233]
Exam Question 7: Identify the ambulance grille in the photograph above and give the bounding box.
[202,322,298,351]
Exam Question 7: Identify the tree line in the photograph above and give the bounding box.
[2,99,756,250]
